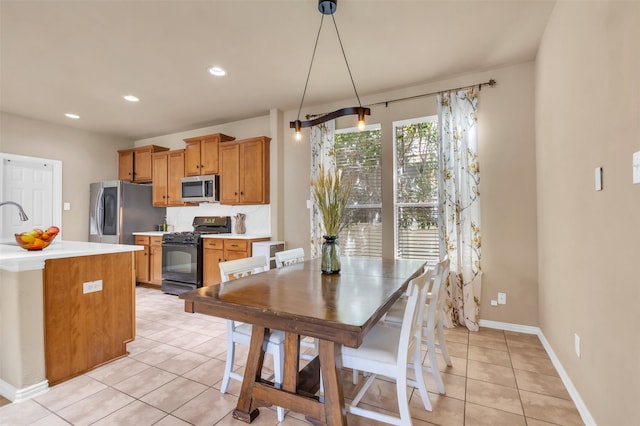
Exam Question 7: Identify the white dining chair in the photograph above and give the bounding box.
[218,256,285,422]
[341,267,433,425]
[275,247,305,268]
[273,248,317,360]
[384,257,452,395]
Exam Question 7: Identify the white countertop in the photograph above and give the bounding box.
[132,231,169,237]
[132,231,271,240]
[201,233,271,240]
[0,240,142,272]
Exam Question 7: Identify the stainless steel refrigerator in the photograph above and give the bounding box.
[89,181,166,245]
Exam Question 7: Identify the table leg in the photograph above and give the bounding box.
[318,339,347,425]
[232,326,266,423]
[283,333,300,392]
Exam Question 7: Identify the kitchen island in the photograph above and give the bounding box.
[0,240,142,402]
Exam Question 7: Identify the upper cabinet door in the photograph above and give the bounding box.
[219,136,270,205]
[239,138,269,204]
[183,133,235,176]
[184,141,203,176]
[118,150,134,181]
[118,145,169,183]
[201,138,220,175]
[220,142,240,204]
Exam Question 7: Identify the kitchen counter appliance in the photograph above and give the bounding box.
[161,216,231,295]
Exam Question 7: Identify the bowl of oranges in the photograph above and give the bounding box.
[15,226,60,251]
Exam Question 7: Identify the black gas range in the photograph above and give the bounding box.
[161,216,231,295]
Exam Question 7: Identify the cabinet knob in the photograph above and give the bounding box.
[234,192,238,195]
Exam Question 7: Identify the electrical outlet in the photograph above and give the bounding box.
[83,279,103,294]
[490,299,498,306]
[574,333,581,358]
[497,292,507,305]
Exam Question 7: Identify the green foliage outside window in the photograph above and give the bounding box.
[395,120,439,230]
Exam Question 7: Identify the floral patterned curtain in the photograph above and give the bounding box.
[437,89,482,332]
[309,120,336,259]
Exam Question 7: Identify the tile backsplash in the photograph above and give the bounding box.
[166,204,270,235]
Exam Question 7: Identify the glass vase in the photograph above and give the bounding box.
[321,235,341,274]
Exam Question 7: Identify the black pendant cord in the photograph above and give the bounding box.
[295,14,326,123]
[330,13,362,108]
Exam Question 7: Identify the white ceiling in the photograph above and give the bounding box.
[0,0,555,140]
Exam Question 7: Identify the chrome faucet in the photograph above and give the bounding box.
[0,201,29,221]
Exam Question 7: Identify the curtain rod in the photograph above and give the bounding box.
[367,78,496,108]
[305,79,496,119]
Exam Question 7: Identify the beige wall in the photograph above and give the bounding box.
[535,2,640,424]
[281,62,540,326]
[0,112,133,241]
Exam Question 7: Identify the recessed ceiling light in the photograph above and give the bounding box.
[64,113,80,119]
[123,95,140,102]
[208,66,226,77]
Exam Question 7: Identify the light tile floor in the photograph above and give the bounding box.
[0,286,585,425]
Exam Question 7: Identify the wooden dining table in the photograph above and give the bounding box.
[179,256,426,425]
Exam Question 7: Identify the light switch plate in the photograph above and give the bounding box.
[595,167,603,191]
[633,151,640,184]
[64,202,71,211]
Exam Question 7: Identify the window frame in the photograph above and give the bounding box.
[392,115,439,260]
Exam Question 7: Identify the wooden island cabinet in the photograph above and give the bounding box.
[219,136,270,205]
[183,133,235,176]
[43,252,136,385]
[0,242,141,400]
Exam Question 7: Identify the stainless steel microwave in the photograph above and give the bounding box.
[181,175,219,203]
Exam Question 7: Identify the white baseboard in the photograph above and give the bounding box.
[0,378,49,403]
[478,319,596,426]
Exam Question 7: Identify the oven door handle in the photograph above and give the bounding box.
[162,242,199,248]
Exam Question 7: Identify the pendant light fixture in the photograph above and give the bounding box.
[290,0,370,141]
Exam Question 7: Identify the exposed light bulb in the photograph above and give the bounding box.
[295,130,302,141]
[357,108,366,131]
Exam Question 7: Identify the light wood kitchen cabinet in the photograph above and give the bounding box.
[202,237,269,286]
[150,236,163,286]
[183,133,235,176]
[219,136,270,205]
[118,145,169,183]
[152,149,192,207]
[202,239,224,286]
[134,236,151,283]
[134,235,163,287]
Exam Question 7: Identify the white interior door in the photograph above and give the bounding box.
[0,154,62,242]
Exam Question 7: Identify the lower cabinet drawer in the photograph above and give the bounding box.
[224,239,248,252]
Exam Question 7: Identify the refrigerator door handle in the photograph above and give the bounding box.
[95,187,104,238]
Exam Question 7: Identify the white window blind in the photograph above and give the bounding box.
[393,116,440,263]
[335,125,382,258]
